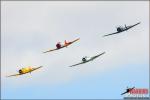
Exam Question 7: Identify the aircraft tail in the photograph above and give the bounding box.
[125,24,127,28]
[64,40,68,47]
[65,40,67,44]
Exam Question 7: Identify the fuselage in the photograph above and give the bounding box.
[19,67,33,74]
[82,57,87,62]
[117,27,126,32]
[116,22,140,32]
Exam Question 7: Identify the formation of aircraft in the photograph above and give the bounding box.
[103,22,140,37]
[69,52,105,67]
[6,21,140,98]
[43,38,80,53]
[6,66,43,77]
[121,87,135,95]
[6,20,142,98]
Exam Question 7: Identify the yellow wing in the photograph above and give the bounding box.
[31,66,43,72]
[6,73,22,77]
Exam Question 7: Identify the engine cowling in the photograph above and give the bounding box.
[117,27,122,32]
[82,57,87,62]
[56,43,61,49]
[19,69,23,74]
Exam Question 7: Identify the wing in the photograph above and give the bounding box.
[103,31,121,37]
[43,48,59,53]
[126,22,140,30]
[121,91,128,95]
[129,87,135,91]
[132,87,135,89]
[70,38,80,44]
[65,38,80,47]
[6,73,22,77]
[69,61,86,67]
[31,66,43,72]
[90,52,105,61]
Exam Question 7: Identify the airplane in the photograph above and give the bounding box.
[43,38,80,53]
[103,22,140,37]
[69,52,105,67]
[121,87,135,95]
[6,66,43,77]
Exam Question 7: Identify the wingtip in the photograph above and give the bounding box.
[6,74,12,77]
[102,51,106,54]
[43,51,46,53]
[102,35,106,37]
[43,51,47,53]
[6,75,13,78]
[39,66,43,68]
[137,22,141,24]
[103,34,109,37]
[77,38,80,40]
[98,52,106,56]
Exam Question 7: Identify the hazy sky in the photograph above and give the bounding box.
[1,1,149,99]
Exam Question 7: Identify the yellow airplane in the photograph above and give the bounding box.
[6,66,43,77]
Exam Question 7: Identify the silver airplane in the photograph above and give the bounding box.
[69,52,105,67]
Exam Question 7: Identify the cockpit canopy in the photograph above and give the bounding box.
[82,57,87,62]
[117,27,124,32]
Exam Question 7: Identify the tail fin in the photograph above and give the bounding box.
[65,40,67,44]
[125,24,127,29]
[64,40,68,47]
